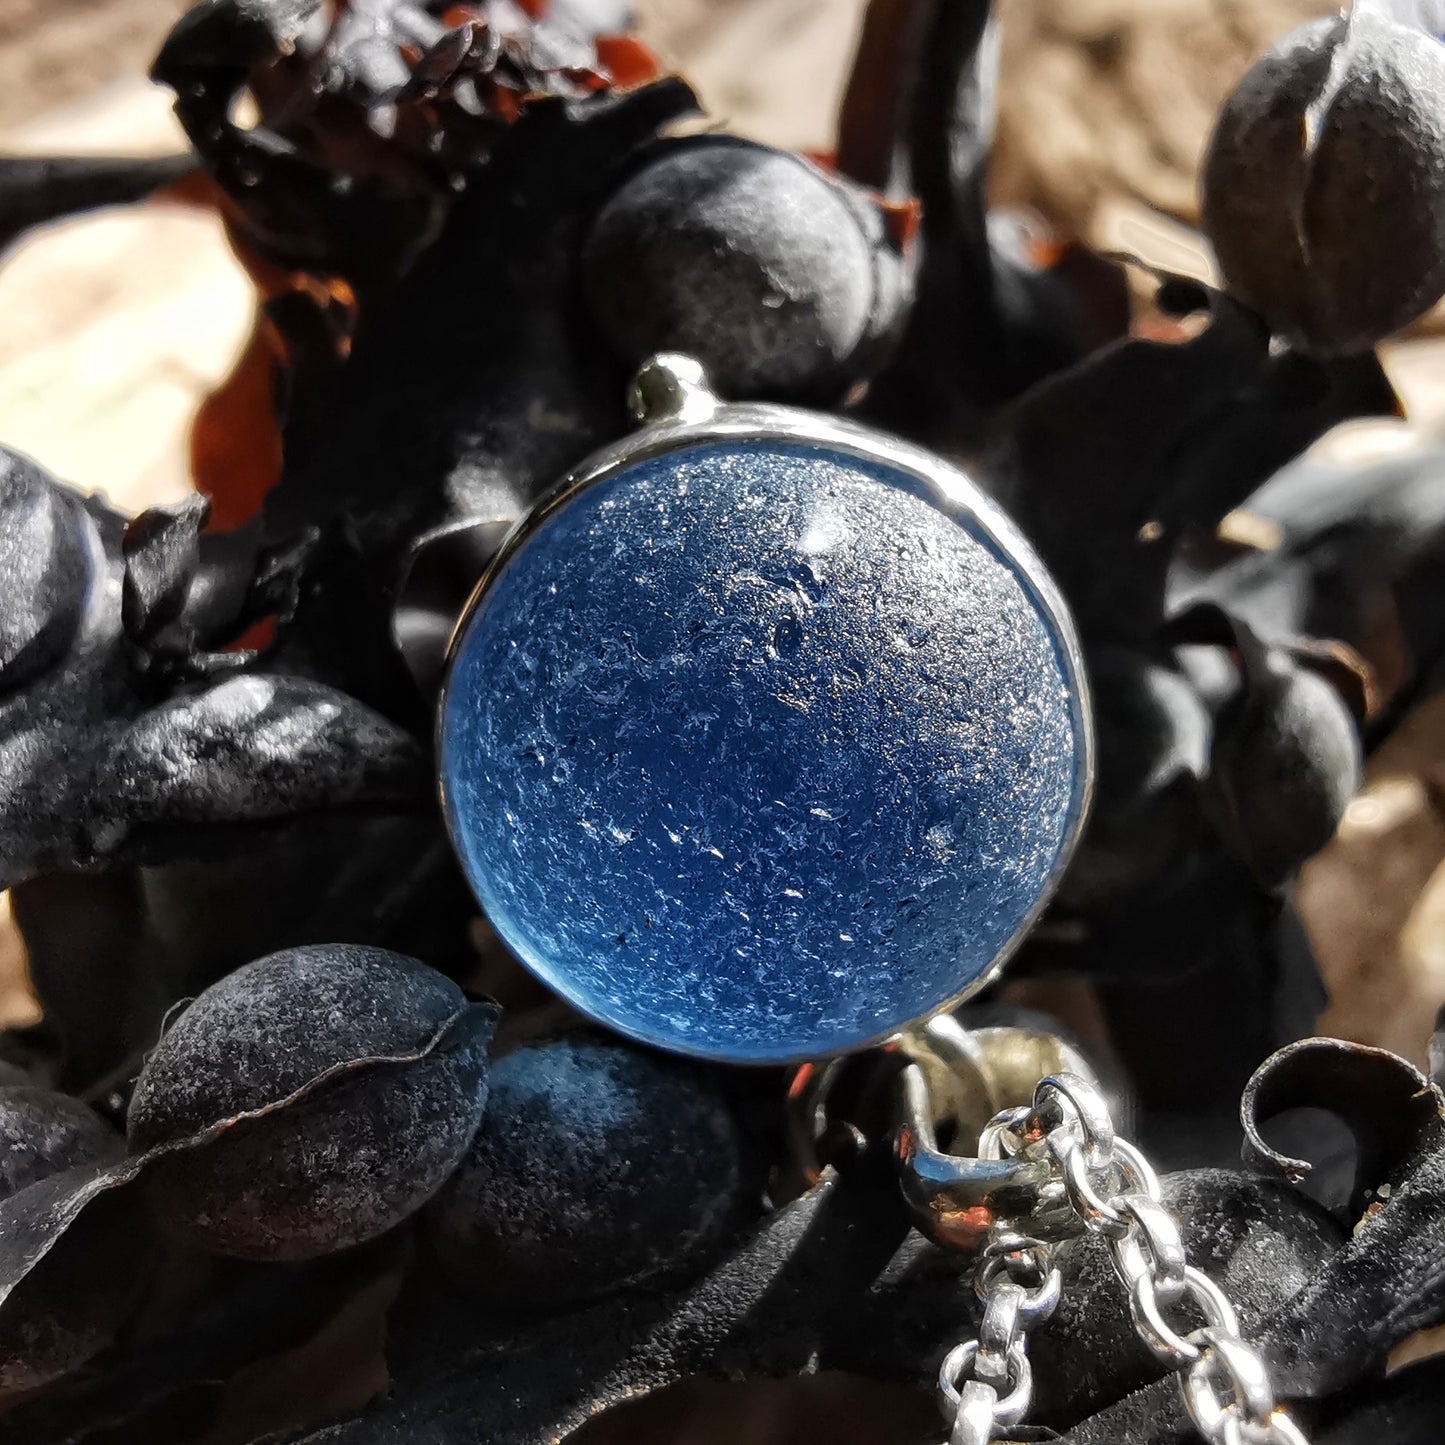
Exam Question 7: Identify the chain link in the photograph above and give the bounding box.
[929,1070,1309,1445]
[1030,1074,1307,1445]
[936,1229,1062,1445]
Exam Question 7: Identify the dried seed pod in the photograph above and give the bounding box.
[1210,644,1363,887]
[429,1034,748,1303]
[1202,12,1445,354]
[1058,649,1211,906]
[0,1087,123,1201]
[129,944,497,1261]
[583,136,906,400]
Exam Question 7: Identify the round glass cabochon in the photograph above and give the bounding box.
[440,437,1088,1062]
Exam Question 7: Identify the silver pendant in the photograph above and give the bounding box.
[437,354,1094,1064]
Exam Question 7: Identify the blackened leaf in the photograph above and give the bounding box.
[2,1240,401,1445]
[0,1164,136,1309]
[122,494,210,649]
[1177,445,1445,739]
[9,871,167,1098]
[1060,1381,1189,1444]
[1151,350,1400,534]
[1318,1355,1445,1444]
[282,1156,904,1443]
[1036,855,1324,1124]
[985,289,1399,642]
[392,518,514,700]
[0,154,196,257]
[277,1157,1350,1445]
[152,0,321,85]
[0,674,430,889]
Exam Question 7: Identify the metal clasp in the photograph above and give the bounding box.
[898,1016,1106,1254]
[896,1056,1054,1254]
[788,1014,1104,1256]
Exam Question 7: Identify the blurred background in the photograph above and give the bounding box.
[1,0,1442,1080]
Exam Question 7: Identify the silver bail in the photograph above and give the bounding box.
[627,352,721,426]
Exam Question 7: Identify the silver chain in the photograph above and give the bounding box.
[937,1072,1309,1445]
[938,1227,1062,1444]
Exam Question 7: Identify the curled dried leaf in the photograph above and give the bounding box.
[1242,1036,1444,1198]
[0,1162,151,1397]
[122,496,210,654]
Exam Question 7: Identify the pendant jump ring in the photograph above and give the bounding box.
[978,1105,1032,1162]
[785,1058,853,1184]
[1034,1073,1115,1166]
[1111,1138,1161,1199]
[1056,1135,1130,1239]
[976,1258,1062,1323]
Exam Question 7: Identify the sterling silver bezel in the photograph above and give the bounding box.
[438,357,1096,1065]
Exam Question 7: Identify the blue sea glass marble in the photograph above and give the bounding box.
[440,438,1088,1062]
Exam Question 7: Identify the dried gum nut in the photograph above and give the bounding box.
[1202,14,1445,355]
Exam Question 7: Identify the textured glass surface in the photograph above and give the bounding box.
[441,440,1084,1061]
